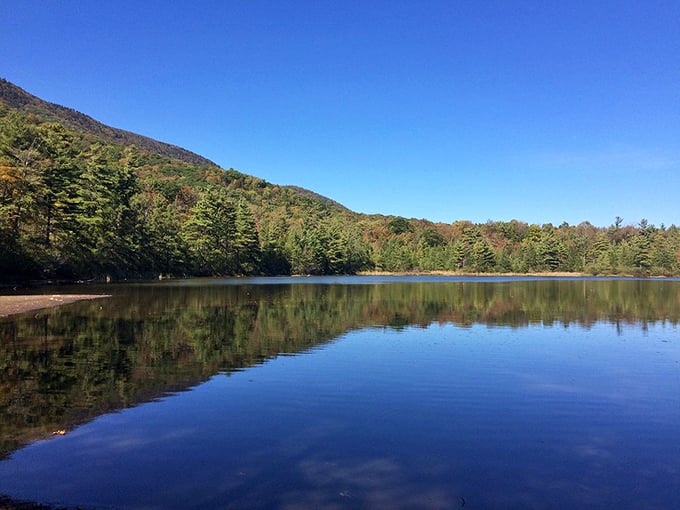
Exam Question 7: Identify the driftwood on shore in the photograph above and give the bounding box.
[0,295,111,318]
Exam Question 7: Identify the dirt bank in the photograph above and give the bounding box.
[0,294,110,318]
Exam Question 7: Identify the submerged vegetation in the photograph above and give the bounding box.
[1,78,679,281]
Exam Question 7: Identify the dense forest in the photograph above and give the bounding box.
[1,79,679,281]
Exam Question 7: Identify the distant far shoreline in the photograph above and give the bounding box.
[356,270,648,278]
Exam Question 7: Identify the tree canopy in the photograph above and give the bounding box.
[1,92,679,282]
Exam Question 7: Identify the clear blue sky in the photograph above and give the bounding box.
[3,0,679,227]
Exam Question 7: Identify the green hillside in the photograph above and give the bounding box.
[0,78,215,167]
[1,78,679,281]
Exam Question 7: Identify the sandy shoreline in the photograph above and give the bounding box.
[0,294,111,318]
[357,271,588,277]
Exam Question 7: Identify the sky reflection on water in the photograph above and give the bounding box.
[1,323,679,508]
[1,278,679,508]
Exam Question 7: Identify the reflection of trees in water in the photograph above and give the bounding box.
[1,279,679,457]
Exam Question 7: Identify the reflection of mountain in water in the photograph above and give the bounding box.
[2,278,679,457]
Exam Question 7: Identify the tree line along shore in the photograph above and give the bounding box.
[2,84,679,283]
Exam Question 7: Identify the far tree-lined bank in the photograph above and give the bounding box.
[1,79,679,282]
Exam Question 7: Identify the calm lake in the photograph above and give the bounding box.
[1,276,679,509]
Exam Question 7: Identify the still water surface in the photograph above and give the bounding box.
[1,277,679,509]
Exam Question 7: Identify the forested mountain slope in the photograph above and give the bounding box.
[1,78,679,281]
[0,79,215,167]
[0,79,371,280]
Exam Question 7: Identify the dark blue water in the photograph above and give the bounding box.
[0,278,679,509]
